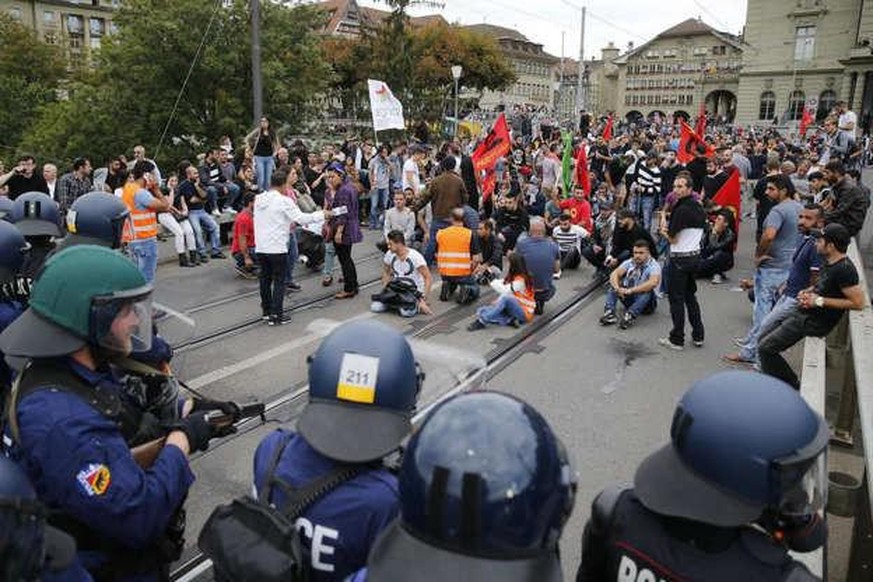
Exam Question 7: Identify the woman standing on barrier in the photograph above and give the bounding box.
[247,116,279,193]
[468,253,536,330]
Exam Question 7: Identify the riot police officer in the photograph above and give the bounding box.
[0,455,92,581]
[0,220,29,392]
[577,370,826,581]
[0,245,232,581]
[350,391,576,581]
[0,195,14,221]
[9,191,62,295]
[55,191,130,252]
[250,319,424,581]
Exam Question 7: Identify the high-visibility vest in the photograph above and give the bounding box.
[122,182,158,242]
[436,226,473,277]
[511,276,536,321]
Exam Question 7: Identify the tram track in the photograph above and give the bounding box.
[169,274,606,581]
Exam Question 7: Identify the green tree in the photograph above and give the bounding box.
[0,14,64,158]
[22,0,332,170]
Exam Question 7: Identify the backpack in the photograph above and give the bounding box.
[198,434,362,582]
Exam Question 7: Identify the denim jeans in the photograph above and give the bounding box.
[129,240,158,284]
[758,310,807,390]
[254,155,274,193]
[225,182,242,210]
[424,218,451,265]
[369,188,389,229]
[667,255,704,346]
[754,295,799,365]
[638,195,656,232]
[285,230,298,285]
[204,186,219,213]
[257,253,288,317]
[477,294,527,326]
[322,242,336,277]
[605,289,655,317]
[739,267,788,361]
[188,209,221,255]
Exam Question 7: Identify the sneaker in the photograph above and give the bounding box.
[553,270,562,280]
[619,312,636,330]
[658,337,684,351]
[467,319,486,331]
[199,254,210,263]
[235,265,257,279]
[693,339,705,348]
[210,251,226,259]
[299,255,309,265]
[711,274,724,284]
[509,318,521,328]
[732,336,747,348]
[268,315,291,326]
[534,301,544,315]
[286,282,302,293]
[211,209,222,217]
[599,310,618,326]
[226,208,238,215]
[261,312,271,321]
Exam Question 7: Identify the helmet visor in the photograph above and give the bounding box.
[772,419,829,515]
[90,288,153,354]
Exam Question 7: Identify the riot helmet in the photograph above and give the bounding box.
[367,392,576,582]
[10,192,62,238]
[298,319,424,463]
[62,191,130,249]
[0,197,14,222]
[0,221,30,284]
[634,370,829,528]
[0,456,75,580]
[0,245,153,358]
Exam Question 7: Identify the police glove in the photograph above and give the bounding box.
[190,397,241,419]
[166,413,212,453]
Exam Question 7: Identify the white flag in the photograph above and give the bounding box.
[368,79,405,132]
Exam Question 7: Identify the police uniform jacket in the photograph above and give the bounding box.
[253,429,399,582]
[5,358,194,581]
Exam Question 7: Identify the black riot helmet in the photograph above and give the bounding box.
[10,192,62,238]
[62,191,131,249]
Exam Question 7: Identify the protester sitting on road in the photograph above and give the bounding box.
[378,188,416,253]
[605,209,658,271]
[492,191,530,252]
[600,240,661,330]
[468,253,536,330]
[695,209,735,284]
[515,217,560,315]
[178,163,224,262]
[581,199,616,276]
[158,173,198,268]
[472,219,504,284]
[559,184,594,233]
[371,230,432,318]
[759,223,865,389]
[231,193,257,279]
[552,212,590,277]
[436,208,481,305]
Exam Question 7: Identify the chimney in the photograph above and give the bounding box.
[601,42,620,62]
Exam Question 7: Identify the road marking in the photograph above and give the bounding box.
[184,312,374,391]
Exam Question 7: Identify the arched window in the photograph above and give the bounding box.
[788,90,805,121]
[817,90,837,121]
[759,91,776,120]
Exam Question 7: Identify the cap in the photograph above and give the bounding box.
[325,161,346,177]
[813,223,851,247]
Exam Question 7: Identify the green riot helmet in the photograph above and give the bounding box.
[0,245,153,358]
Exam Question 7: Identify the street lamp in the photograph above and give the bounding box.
[553,80,562,118]
[451,65,463,140]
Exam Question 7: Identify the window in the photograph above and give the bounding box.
[693,47,708,56]
[759,91,776,120]
[43,10,58,25]
[788,90,805,121]
[794,26,815,62]
[90,36,101,49]
[66,14,84,34]
[712,45,726,55]
[44,32,59,45]
[817,89,837,120]
[89,18,104,37]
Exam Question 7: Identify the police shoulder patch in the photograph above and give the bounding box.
[76,463,112,497]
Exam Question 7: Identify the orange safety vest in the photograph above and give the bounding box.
[511,276,536,321]
[122,182,158,242]
[436,225,473,277]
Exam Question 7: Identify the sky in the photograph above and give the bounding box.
[357,0,748,62]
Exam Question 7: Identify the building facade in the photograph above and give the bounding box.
[611,18,744,124]
[462,24,560,111]
[736,0,873,132]
[2,0,117,59]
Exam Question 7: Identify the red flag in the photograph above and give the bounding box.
[695,105,706,137]
[712,168,741,247]
[602,115,613,142]
[575,142,590,195]
[677,121,713,165]
[472,113,511,202]
[799,105,814,138]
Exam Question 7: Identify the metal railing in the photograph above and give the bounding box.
[801,238,873,580]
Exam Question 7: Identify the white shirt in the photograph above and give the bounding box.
[253,189,322,254]
[384,248,427,293]
[839,110,857,139]
[402,158,421,193]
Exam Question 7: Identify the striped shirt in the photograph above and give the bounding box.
[552,224,589,253]
[634,163,662,196]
